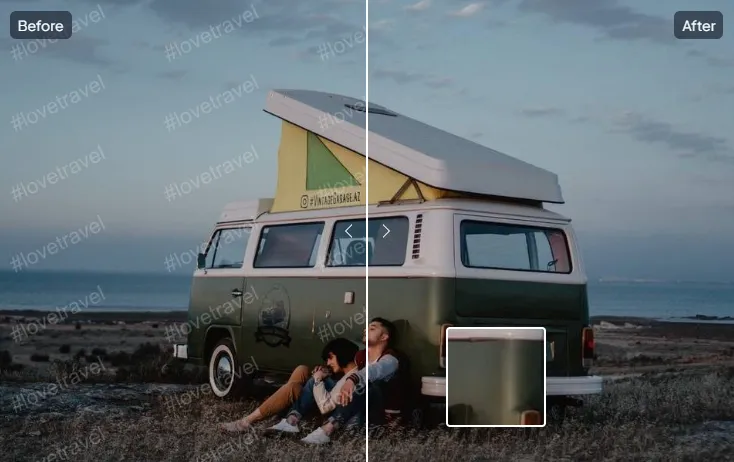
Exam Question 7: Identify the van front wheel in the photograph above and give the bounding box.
[208,338,246,399]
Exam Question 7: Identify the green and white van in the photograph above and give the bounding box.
[172,89,602,422]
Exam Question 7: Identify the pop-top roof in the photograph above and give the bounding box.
[265,89,564,204]
[218,199,273,223]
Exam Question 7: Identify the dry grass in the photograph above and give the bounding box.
[3,318,734,460]
[2,369,733,461]
[369,368,734,461]
[1,390,366,462]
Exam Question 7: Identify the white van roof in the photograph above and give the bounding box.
[265,89,564,204]
[218,199,273,223]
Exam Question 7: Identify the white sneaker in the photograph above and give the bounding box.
[266,418,300,433]
[301,427,331,445]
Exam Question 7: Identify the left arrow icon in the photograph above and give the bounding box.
[345,224,353,238]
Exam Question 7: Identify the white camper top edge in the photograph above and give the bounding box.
[265,89,565,204]
[216,197,570,226]
[218,198,274,223]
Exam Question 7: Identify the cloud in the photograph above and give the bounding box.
[68,0,365,57]
[370,19,395,30]
[519,107,566,118]
[449,3,484,17]
[424,77,454,88]
[488,0,729,68]
[405,0,431,12]
[268,36,302,47]
[486,19,508,28]
[371,69,454,90]
[372,69,425,85]
[512,0,669,43]
[685,49,734,68]
[687,83,734,103]
[140,0,363,46]
[612,112,734,165]
[2,36,114,67]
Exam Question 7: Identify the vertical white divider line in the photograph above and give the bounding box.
[364,0,370,458]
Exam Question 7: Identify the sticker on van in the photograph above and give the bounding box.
[255,284,292,347]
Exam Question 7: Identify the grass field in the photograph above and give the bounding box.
[2,312,734,461]
[2,367,732,461]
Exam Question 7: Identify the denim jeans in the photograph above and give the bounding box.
[367,381,385,428]
[327,383,366,429]
[286,376,336,420]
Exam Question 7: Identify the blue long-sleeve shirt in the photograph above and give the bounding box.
[348,353,398,387]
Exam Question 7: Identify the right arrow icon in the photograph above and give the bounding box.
[382,224,390,238]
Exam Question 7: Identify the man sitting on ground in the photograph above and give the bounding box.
[267,337,362,443]
[339,317,409,427]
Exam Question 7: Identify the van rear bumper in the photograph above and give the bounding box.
[421,375,603,397]
[546,375,603,396]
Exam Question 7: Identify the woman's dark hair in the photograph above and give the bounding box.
[321,338,359,367]
[371,317,397,347]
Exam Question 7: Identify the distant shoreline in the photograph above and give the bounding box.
[1,309,732,327]
[0,269,731,285]
[594,279,734,285]
[0,309,187,324]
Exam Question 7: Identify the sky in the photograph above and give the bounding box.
[0,0,732,281]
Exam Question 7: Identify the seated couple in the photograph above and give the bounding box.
[220,317,407,443]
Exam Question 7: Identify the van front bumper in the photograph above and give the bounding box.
[172,344,188,359]
[421,375,603,397]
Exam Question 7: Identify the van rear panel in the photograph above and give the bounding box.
[455,278,589,377]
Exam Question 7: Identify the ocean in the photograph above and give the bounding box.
[0,270,732,321]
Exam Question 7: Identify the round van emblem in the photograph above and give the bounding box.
[255,284,292,347]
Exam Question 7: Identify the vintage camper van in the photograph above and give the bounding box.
[172,89,602,424]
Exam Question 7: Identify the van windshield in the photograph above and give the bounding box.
[459,220,571,273]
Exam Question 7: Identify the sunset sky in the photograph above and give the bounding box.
[0,0,732,280]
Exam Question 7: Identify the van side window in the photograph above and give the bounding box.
[205,227,251,269]
[460,221,572,273]
[254,222,324,268]
[327,216,409,266]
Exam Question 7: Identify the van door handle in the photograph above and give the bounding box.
[231,289,243,297]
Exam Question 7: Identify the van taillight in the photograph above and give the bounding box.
[582,327,594,368]
[520,410,542,426]
[439,323,453,368]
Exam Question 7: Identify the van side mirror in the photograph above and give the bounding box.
[197,253,206,269]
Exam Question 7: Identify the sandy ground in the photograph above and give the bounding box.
[1,310,734,461]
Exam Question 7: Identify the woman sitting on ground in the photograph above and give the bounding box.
[220,335,364,433]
